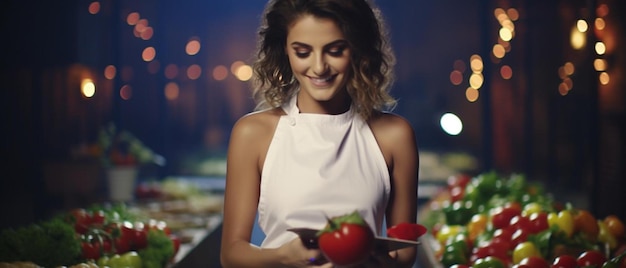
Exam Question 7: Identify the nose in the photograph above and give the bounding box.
[312,53,328,76]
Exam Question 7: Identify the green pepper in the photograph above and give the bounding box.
[472,256,506,268]
[440,239,469,267]
[601,251,626,268]
[443,200,475,226]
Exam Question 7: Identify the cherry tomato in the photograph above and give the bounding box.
[511,228,530,249]
[510,215,532,232]
[492,206,522,230]
[68,208,91,234]
[81,241,101,260]
[577,250,606,267]
[573,209,599,239]
[450,186,466,202]
[318,212,374,266]
[471,240,510,265]
[447,174,471,190]
[528,212,550,234]
[604,215,625,238]
[519,256,550,268]
[131,228,148,250]
[90,210,107,226]
[551,254,578,268]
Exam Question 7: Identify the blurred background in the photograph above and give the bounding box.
[1,0,624,230]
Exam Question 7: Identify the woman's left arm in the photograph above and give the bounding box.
[371,113,420,267]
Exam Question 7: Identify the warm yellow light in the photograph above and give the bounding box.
[594,59,607,71]
[507,8,519,21]
[599,72,610,85]
[563,62,575,76]
[493,44,506,59]
[576,20,588,32]
[470,54,483,73]
[466,87,479,102]
[230,61,245,75]
[469,73,484,89]
[595,18,606,30]
[81,78,96,98]
[558,82,569,96]
[570,26,586,50]
[235,65,253,81]
[499,27,513,42]
[595,42,606,55]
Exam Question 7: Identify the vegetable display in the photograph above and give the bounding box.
[423,171,626,268]
[0,204,180,268]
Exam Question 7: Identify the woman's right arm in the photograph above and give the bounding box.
[220,114,326,268]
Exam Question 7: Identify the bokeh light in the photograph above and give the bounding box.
[104,65,116,80]
[440,113,463,136]
[88,2,100,15]
[212,65,228,81]
[186,38,201,56]
[164,82,180,100]
[81,78,95,98]
[120,85,132,100]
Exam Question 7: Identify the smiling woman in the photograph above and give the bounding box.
[220,0,420,267]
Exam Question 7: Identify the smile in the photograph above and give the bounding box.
[308,74,337,87]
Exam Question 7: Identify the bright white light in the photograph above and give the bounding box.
[440,113,463,136]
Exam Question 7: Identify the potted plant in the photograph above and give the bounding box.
[97,122,165,202]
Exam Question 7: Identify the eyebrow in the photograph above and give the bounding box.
[289,40,348,49]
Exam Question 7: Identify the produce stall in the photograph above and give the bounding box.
[417,171,626,268]
[0,177,225,268]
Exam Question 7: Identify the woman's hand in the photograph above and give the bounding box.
[278,238,332,267]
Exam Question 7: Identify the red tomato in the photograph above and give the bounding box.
[471,240,510,265]
[131,228,149,250]
[528,212,550,234]
[551,254,578,268]
[492,226,515,244]
[450,186,466,202]
[510,215,532,232]
[81,241,101,260]
[90,210,106,226]
[69,208,91,234]
[386,222,427,241]
[492,206,522,230]
[447,174,471,189]
[520,256,550,268]
[577,250,606,267]
[318,222,374,266]
[511,228,530,249]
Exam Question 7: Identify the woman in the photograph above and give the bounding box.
[220,0,419,267]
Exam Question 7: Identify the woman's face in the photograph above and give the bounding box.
[285,15,351,109]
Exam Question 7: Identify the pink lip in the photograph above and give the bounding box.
[307,74,337,87]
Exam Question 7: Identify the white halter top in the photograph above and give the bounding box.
[258,95,390,248]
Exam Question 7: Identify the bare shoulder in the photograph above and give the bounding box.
[230,108,284,141]
[368,112,416,142]
[367,111,418,165]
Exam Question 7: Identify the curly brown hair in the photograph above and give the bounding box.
[252,0,396,119]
